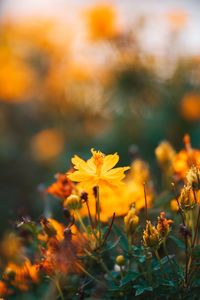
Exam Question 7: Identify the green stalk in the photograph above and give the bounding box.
[96,185,101,240]
[54,278,64,300]
[75,210,89,237]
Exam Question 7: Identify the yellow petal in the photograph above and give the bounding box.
[104,166,130,180]
[67,171,94,182]
[71,155,94,173]
[101,153,119,173]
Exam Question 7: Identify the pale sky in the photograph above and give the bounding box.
[1,0,200,56]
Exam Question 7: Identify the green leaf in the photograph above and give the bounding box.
[103,238,120,253]
[169,235,185,250]
[192,245,200,258]
[153,255,175,271]
[133,285,153,296]
[120,272,139,286]
[160,279,175,287]
[113,224,129,252]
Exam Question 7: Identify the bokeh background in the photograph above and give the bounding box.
[0,0,200,234]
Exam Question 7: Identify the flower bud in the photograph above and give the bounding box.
[64,194,82,210]
[124,206,139,235]
[116,255,125,266]
[155,141,175,166]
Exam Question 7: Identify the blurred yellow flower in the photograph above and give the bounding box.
[155,141,176,166]
[180,93,200,121]
[170,199,179,212]
[85,4,119,41]
[0,53,34,102]
[0,233,24,264]
[30,129,64,163]
[68,149,129,189]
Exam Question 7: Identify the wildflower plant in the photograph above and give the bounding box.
[1,140,200,299]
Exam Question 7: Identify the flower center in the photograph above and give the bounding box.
[91,148,105,175]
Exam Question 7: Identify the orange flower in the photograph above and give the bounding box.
[156,212,173,238]
[180,93,200,121]
[30,129,64,163]
[170,199,179,212]
[85,4,119,41]
[4,259,39,291]
[0,280,12,297]
[67,149,129,189]
[39,218,65,242]
[47,173,74,200]
[173,135,200,180]
[39,223,84,275]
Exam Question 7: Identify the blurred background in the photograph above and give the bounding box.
[0,0,200,234]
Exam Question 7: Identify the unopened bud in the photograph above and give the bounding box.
[64,194,82,210]
[116,255,125,266]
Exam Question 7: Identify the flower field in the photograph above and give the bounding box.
[0,1,200,299]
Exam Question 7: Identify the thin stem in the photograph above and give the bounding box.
[120,266,124,280]
[143,182,148,221]
[55,278,64,300]
[185,235,189,287]
[192,199,200,248]
[98,257,118,284]
[75,262,101,284]
[171,182,185,226]
[75,210,88,234]
[102,212,115,247]
[96,186,101,240]
[163,240,179,283]
[155,250,162,270]
[85,199,94,229]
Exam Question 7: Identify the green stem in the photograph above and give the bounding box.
[55,278,64,300]
[96,186,101,240]
[120,266,124,280]
[99,257,118,284]
[75,210,89,236]
[76,262,101,284]
[163,240,179,283]
[155,250,162,271]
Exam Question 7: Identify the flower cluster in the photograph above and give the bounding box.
[1,139,200,299]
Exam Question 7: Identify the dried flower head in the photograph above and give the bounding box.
[186,165,200,190]
[143,221,160,250]
[179,184,196,210]
[156,212,173,238]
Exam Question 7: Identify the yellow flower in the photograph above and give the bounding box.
[67,149,129,189]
